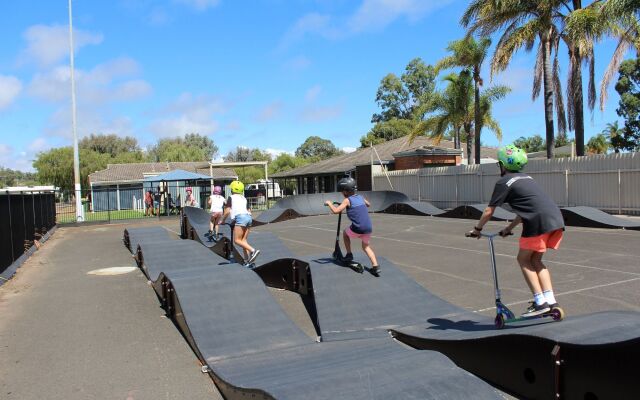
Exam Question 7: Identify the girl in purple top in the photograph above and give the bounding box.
[325,177,380,275]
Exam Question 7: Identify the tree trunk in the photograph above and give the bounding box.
[542,34,556,158]
[455,125,461,149]
[465,125,473,164]
[474,66,482,164]
[572,0,585,156]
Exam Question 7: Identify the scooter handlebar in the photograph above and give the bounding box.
[466,231,513,239]
[324,201,341,206]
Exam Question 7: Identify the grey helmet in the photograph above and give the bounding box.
[337,176,356,192]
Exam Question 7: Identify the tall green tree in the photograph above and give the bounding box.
[587,133,610,153]
[410,71,471,153]
[613,56,640,150]
[79,134,140,157]
[463,0,568,158]
[148,133,218,162]
[602,121,624,153]
[514,134,546,152]
[436,36,492,163]
[33,147,111,191]
[295,136,343,160]
[567,0,639,113]
[410,70,508,162]
[371,58,436,123]
[359,118,418,147]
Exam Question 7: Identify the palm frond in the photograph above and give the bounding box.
[552,50,567,134]
[588,47,596,111]
[533,42,544,100]
[600,37,631,110]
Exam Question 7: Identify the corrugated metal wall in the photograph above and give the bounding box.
[373,152,640,214]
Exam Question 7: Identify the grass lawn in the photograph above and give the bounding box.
[57,209,154,224]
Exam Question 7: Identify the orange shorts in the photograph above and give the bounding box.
[519,229,563,252]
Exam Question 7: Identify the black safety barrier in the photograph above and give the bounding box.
[0,191,56,276]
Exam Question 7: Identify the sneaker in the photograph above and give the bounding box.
[344,252,353,261]
[521,301,550,317]
[370,266,381,276]
[247,249,261,264]
[548,302,560,309]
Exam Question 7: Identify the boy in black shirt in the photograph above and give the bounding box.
[470,145,565,316]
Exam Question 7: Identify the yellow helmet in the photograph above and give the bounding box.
[230,180,244,194]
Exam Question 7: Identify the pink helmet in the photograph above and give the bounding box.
[185,187,192,192]
[213,186,222,195]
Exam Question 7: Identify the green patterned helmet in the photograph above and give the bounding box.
[497,145,527,172]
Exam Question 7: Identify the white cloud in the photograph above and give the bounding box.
[348,0,452,32]
[299,104,343,122]
[148,7,170,25]
[0,75,22,110]
[284,55,312,71]
[28,137,50,153]
[19,24,103,67]
[0,144,12,158]
[28,57,151,104]
[280,0,452,48]
[265,148,294,158]
[149,93,227,137]
[342,146,357,153]
[255,101,284,122]
[45,106,134,139]
[279,13,340,50]
[305,85,322,102]
[174,0,221,11]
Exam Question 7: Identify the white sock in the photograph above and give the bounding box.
[543,290,557,305]
[533,292,546,306]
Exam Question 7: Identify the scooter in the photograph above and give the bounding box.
[204,230,220,242]
[466,231,565,329]
[325,202,367,274]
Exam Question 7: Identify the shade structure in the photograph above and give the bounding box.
[143,169,212,183]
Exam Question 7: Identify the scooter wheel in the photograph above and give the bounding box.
[550,307,565,321]
[494,314,505,329]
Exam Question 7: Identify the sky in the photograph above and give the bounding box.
[0,0,631,171]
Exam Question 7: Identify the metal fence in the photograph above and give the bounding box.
[1,191,56,275]
[373,152,640,214]
[56,183,276,224]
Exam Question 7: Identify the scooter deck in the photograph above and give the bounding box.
[496,307,565,328]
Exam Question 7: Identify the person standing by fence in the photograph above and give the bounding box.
[185,187,196,207]
[145,190,153,216]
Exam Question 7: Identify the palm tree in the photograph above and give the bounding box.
[567,0,640,112]
[410,70,509,163]
[462,1,568,159]
[436,36,492,164]
[603,121,624,153]
[409,71,471,153]
[587,133,610,153]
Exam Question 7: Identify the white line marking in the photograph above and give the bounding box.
[473,277,640,313]
[299,225,640,277]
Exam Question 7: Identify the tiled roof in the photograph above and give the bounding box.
[272,136,499,178]
[89,162,237,184]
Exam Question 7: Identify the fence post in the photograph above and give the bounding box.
[455,169,459,207]
[417,170,422,202]
[107,188,111,223]
[32,191,36,238]
[618,169,622,215]
[479,169,483,203]
[564,170,569,207]
[7,191,14,262]
[22,192,26,245]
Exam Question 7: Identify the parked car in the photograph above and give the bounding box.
[245,180,282,198]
